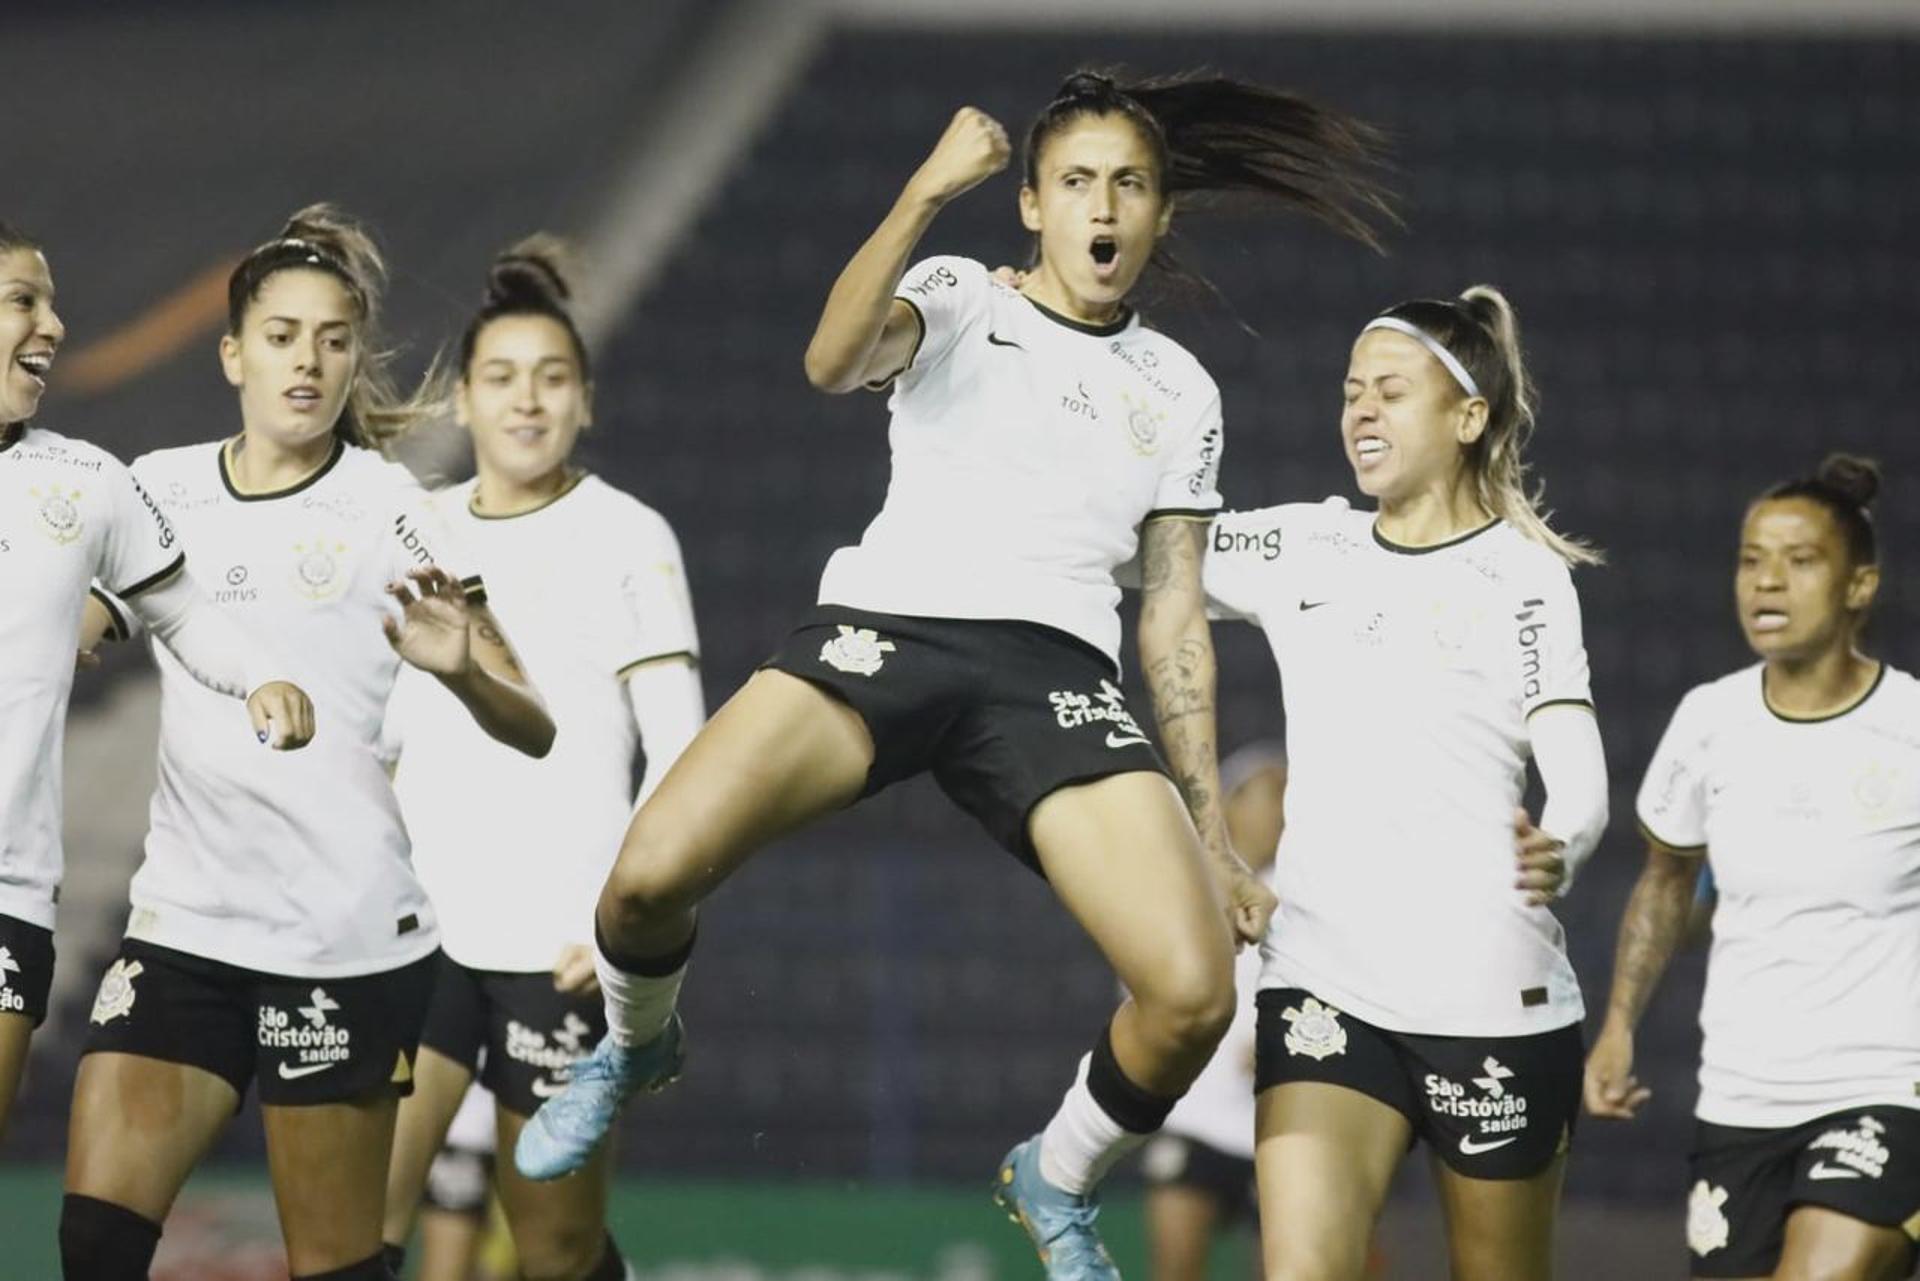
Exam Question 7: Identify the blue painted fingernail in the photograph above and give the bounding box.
[258,731,269,743]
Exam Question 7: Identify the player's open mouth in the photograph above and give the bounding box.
[14,351,52,387]
[284,385,323,410]
[507,426,548,445]
[1090,236,1119,281]
[1751,609,1790,633]
[1354,435,1389,464]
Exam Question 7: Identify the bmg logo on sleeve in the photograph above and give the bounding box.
[1212,522,1282,561]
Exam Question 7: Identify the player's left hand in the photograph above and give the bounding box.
[383,567,473,677]
[552,944,600,995]
[1514,806,1567,905]
[1226,865,1278,945]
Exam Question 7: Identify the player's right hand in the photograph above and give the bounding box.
[906,107,1011,207]
[247,680,315,750]
[1583,1022,1651,1119]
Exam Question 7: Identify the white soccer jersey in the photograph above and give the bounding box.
[0,427,182,929]
[1637,663,1920,1128]
[116,438,478,977]
[1206,499,1593,1036]
[816,256,1224,666]
[387,474,699,972]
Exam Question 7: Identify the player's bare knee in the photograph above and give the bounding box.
[1137,958,1234,1052]
[601,839,703,924]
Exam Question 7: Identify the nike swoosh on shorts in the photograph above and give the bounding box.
[277,1061,336,1080]
[1457,1133,1519,1155]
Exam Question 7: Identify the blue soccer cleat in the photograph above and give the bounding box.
[992,1136,1122,1280]
[514,1015,686,1181]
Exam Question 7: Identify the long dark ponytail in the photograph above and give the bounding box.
[1022,69,1396,269]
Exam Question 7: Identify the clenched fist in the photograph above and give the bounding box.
[905,107,1012,208]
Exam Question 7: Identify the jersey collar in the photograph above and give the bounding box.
[219,433,346,502]
[0,422,22,454]
[467,470,588,520]
[1023,295,1134,338]
[1761,660,1886,724]
[1371,517,1501,556]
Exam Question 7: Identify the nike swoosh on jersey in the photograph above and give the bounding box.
[1299,600,1330,611]
[986,332,1023,349]
[1457,1133,1520,1155]
[530,1076,568,1098]
[1105,732,1151,749]
[277,1060,337,1080]
[1807,1162,1866,1180]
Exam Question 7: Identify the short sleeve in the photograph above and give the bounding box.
[1516,565,1592,717]
[1202,507,1289,624]
[613,511,701,675]
[389,485,484,603]
[99,454,184,599]
[888,255,987,384]
[1150,391,1223,517]
[1635,689,1711,851]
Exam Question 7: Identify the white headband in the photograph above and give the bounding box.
[1361,316,1481,400]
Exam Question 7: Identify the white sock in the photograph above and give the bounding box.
[1037,1053,1147,1195]
[595,942,686,1048]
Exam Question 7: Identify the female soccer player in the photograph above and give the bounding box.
[1204,286,1609,1281]
[1139,743,1287,1281]
[379,239,703,1281]
[518,71,1391,1276]
[60,205,554,1281]
[0,219,312,1146]
[1587,455,1918,1281]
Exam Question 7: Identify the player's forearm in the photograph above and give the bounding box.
[128,570,273,699]
[1138,522,1238,877]
[438,666,554,759]
[1532,706,1610,893]
[1601,849,1697,1031]
[803,189,944,393]
[628,657,706,806]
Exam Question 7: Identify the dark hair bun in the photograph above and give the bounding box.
[1817,452,1881,509]
[485,233,573,309]
[1053,70,1119,104]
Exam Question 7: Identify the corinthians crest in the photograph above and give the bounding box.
[1686,1180,1730,1256]
[819,625,895,677]
[32,485,83,545]
[90,958,144,1025]
[1281,996,1348,1060]
[291,536,348,601]
[1120,391,1165,456]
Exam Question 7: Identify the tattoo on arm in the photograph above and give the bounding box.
[1137,520,1232,865]
[1606,848,1697,1025]
[474,616,526,680]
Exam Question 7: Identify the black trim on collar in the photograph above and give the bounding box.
[1762,661,1886,724]
[0,423,22,454]
[467,471,588,521]
[1024,295,1133,337]
[1371,517,1501,556]
[220,435,345,503]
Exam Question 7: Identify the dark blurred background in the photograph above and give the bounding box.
[6,2,1916,1276]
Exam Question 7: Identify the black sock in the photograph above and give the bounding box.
[60,1194,161,1281]
[381,1241,407,1276]
[293,1249,392,1280]
[1086,1022,1179,1134]
[580,1233,627,1281]
[595,918,696,977]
